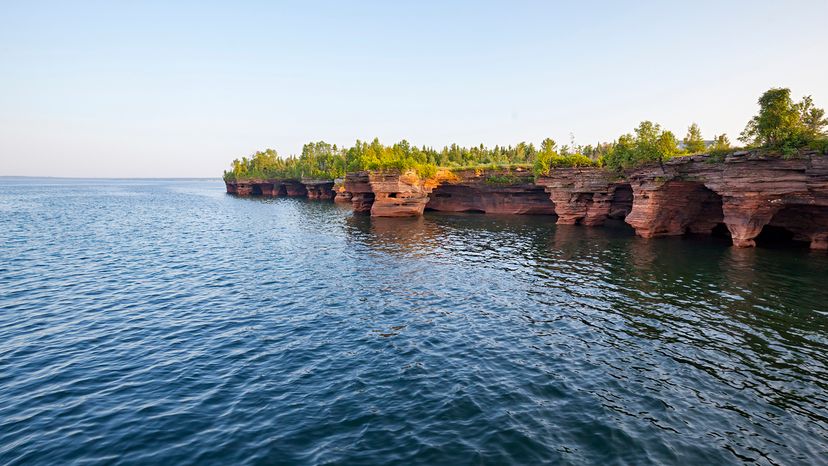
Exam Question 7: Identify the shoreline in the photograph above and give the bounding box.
[225,150,828,251]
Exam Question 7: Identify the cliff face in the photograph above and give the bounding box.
[368,171,433,217]
[225,151,828,250]
[343,172,375,213]
[302,180,335,200]
[625,151,828,248]
[426,169,555,215]
[282,181,307,197]
[224,179,329,200]
[535,168,631,225]
[333,179,352,203]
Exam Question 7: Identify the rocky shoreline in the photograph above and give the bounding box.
[225,150,828,250]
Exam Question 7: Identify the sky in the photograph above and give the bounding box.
[1,1,827,178]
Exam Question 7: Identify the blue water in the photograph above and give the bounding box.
[1,178,827,465]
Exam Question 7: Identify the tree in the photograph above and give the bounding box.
[683,123,706,153]
[540,138,557,154]
[796,95,828,139]
[534,138,559,175]
[740,88,806,147]
[710,134,731,152]
[603,121,679,170]
[604,134,636,170]
[634,121,679,165]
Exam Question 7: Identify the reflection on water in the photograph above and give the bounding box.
[1,179,827,465]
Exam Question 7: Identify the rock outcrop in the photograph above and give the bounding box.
[302,179,335,200]
[282,181,307,197]
[369,171,433,217]
[333,178,352,203]
[224,179,332,200]
[625,151,828,248]
[343,172,375,213]
[426,169,555,215]
[536,168,631,225]
[225,150,828,250]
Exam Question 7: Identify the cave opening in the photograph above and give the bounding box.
[711,222,732,239]
[755,225,809,248]
[676,182,726,237]
[425,185,480,212]
[609,184,633,219]
[251,184,263,196]
[754,206,825,249]
[277,184,287,196]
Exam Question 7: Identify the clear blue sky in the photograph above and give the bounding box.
[1,1,827,177]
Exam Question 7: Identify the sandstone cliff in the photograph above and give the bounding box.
[225,150,828,250]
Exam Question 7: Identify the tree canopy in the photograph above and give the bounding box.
[224,88,826,181]
[683,123,706,153]
[602,121,680,171]
[739,88,827,151]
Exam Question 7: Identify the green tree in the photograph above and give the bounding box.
[603,121,679,170]
[795,95,828,139]
[710,134,731,152]
[634,121,679,165]
[740,88,805,147]
[534,138,558,175]
[683,123,706,153]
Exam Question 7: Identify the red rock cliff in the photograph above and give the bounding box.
[426,169,555,215]
[536,168,632,225]
[624,151,828,248]
[302,179,335,200]
[344,171,375,213]
[369,170,433,217]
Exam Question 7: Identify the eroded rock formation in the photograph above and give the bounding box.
[368,171,433,217]
[333,179,352,203]
[426,169,555,215]
[225,150,828,250]
[536,168,631,225]
[303,180,335,200]
[625,151,828,248]
[343,172,375,213]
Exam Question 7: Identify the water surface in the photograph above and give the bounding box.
[1,179,827,465]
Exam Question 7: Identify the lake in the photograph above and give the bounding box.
[1,178,826,465]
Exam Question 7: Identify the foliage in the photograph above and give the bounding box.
[222,145,347,182]
[223,87,826,181]
[739,88,827,153]
[683,123,706,154]
[533,138,602,176]
[710,133,731,152]
[483,171,534,185]
[603,121,680,170]
[807,137,828,154]
[226,138,582,181]
[706,134,736,162]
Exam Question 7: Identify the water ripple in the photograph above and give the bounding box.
[1,179,827,465]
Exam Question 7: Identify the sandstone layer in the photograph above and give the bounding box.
[343,172,375,213]
[426,169,555,215]
[225,150,828,249]
[333,179,352,203]
[625,151,828,248]
[302,179,335,200]
[535,168,632,225]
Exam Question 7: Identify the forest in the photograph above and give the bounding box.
[224,88,827,182]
